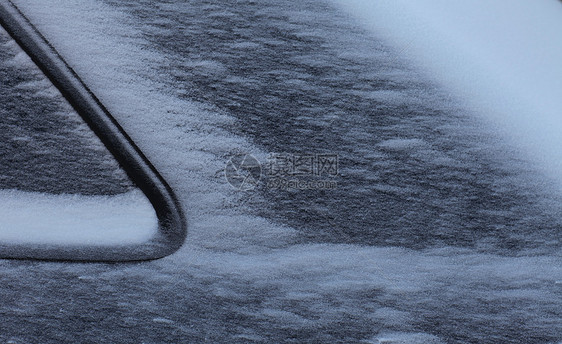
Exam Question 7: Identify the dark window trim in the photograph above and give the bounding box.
[0,0,187,262]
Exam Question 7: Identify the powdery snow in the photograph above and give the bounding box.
[327,0,562,189]
[3,0,561,342]
[0,189,156,245]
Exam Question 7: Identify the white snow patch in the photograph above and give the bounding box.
[369,332,445,344]
[327,0,562,190]
[0,189,157,245]
[152,317,175,325]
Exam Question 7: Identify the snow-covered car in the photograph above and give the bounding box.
[0,0,560,343]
